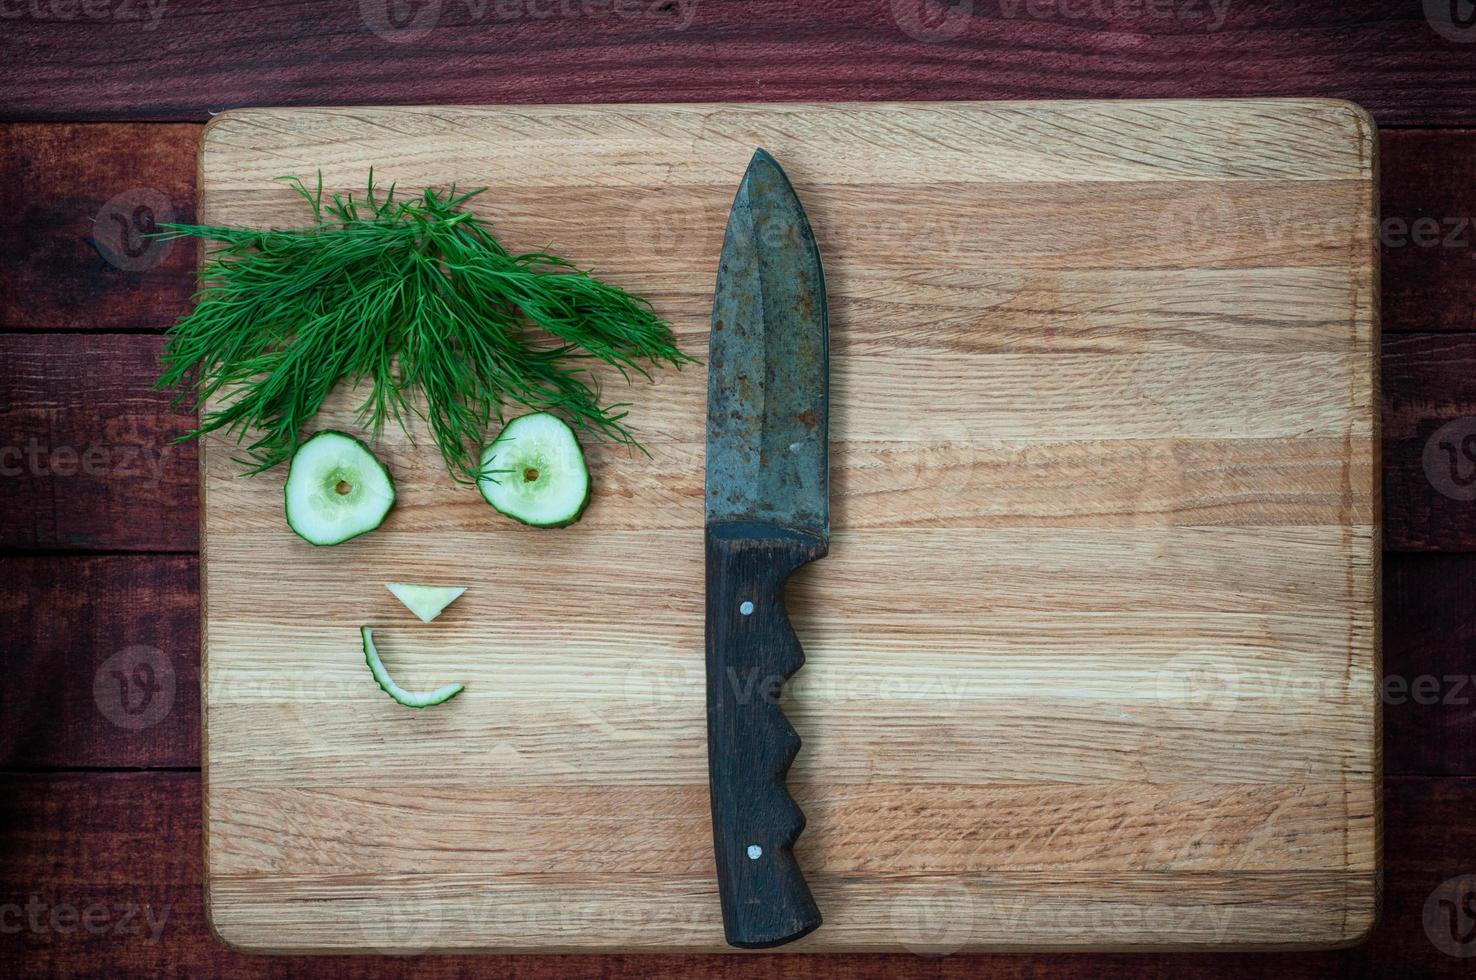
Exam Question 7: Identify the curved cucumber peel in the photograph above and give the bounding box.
[478,413,591,527]
[360,626,464,708]
[284,431,395,546]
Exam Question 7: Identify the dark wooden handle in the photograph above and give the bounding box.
[704,520,825,949]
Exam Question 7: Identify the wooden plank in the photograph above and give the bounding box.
[199,101,1378,952]
[7,555,1461,784]
[0,126,1471,338]
[1380,130,1476,334]
[1382,333,1476,551]
[3,2,1476,124]
[0,329,1402,551]
[0,775,937,977]
[207,783,1370,876]
[1,774,1470,975]
[2,552,1458,782]
[1384,554,1476,776]
[0,334,198,552]
[0,123,199,330]
[0,556,199,770]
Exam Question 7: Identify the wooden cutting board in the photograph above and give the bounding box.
[199,100,1379,954]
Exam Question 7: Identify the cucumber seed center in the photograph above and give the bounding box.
[335,480,353,496]
[523,467,540,483]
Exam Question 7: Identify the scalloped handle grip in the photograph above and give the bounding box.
[704,520,825,949]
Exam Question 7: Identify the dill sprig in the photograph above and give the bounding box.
[156,172,693,483]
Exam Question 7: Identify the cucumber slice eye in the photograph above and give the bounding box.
[478,413,591,527]
[284,431,396,546]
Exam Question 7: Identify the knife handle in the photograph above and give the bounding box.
[704,520,825,949]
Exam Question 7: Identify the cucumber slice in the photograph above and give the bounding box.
[284,431,395,546]
[478,413,591,527]
[385,583,467,623]
[360,626,464,708]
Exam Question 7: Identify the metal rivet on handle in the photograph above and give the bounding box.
[746,844,763,859]
[739,601,754,616]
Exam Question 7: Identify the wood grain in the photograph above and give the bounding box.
[6,773,935,978]
[3,774,1470,976]
[1381,333,1476,551]
[8,327,1464,554]
[198,101,1379,953]
[1383,553,1476,776]
[0,124,198,330]
[0,551,1459,780]
[0,555,199,770]
[1380,130,1476,334]
[0,124,1468,335]
[17,328,1476,553]
[0,334,197,552]
[3,2,1476,124]
[1,554,1460,783]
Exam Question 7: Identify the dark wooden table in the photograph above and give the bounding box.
[3,3,1476,976]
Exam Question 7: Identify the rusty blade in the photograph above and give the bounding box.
[705,149,829,540]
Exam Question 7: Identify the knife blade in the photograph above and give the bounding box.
[704,148,828,950]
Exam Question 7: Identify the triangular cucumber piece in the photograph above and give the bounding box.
[385,583,467,623]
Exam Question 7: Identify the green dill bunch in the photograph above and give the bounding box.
[156,172,693,484]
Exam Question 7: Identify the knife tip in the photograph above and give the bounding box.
[744,148,793,191]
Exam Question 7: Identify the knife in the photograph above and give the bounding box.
[704,148,828,950]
